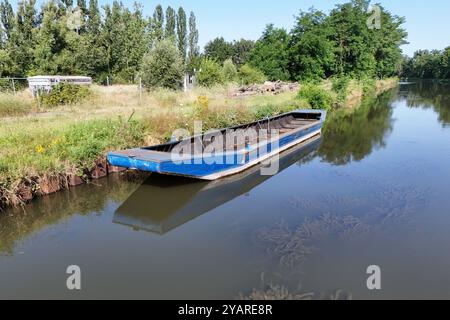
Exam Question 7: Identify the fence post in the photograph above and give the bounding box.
[139,77,142,103]
[12,79,16,94]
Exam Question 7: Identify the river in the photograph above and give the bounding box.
[1,81,449,299]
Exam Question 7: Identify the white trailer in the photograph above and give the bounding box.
[27,76,92,97]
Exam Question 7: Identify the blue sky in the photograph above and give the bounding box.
[12,0,450,56]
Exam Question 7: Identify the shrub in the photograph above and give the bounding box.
[298,83,333,110]
[39,84,91,107]
[360,77,377,96]
[140,39,184,90]
[197,58,224,87]
[222,59,238,83]
[239,64,266,85]
[332,76,351,102]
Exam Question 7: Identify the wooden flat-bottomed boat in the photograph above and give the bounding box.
[107,109,326,180]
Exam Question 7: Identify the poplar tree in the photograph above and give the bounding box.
[165,6,176,40]
[9,0,36,75]
[176,6,187,66]
[0,0,14,40]
[86,0,100,35]
[152,4,164,41]
[188,11,199,69]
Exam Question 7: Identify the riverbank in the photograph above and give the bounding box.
[0,78,398,211]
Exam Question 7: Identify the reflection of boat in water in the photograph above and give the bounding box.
[113,135,322,234]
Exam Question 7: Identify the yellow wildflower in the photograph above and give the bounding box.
[197,95,209,108]
[35,145,46,154]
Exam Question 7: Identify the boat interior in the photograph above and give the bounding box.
[143,111,322,154]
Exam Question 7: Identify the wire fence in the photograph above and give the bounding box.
[0,78,28,94]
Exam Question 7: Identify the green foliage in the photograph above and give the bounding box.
[204,37,234,64]
[197,58,224,87]
[298,83,333,110]
[403,48,450,80]
[140,39,184,90]
[204,37,255,66]
[360,77,376,96]
[222,59,238,83]
[188,11,200,71]
[63,119,144,168]
[177,7,187,65]
[239,64,267,85]
[38,84,91,107]
[165,6,176,39]
[332,76,351,102]
[289,9,336,81]
[0,2,198,82]
[284,1,406,82]
[0,118,144,186]
[232,39,255,66]
[151,4,164,41]
[247,24,291,81]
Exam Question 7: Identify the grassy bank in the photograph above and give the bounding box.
[0,78,398,210]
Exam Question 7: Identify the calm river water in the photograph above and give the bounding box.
[1,82,450,299]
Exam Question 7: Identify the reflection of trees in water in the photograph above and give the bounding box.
[318,90,396,165]
[0,174,146,255]
[402,81,450,126]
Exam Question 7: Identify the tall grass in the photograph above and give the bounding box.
[0,118,144,187]
[0,92,33,117]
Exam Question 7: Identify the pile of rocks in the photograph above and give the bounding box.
[233,81,300,97]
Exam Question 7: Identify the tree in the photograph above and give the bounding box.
[371,5,407,77]
[443,47,450,79]
[222,58,238,83]
[327,0,377,77]
[77,0,87,13]
[152,4,164,41]
[75,0,88,33]
[140,39,184,90]
[187,11,199,69]
[86,0,101,35]
[176,7,187,66]
[289,9,336,81]
[204,37,233,64]
[239,64,266,85]
[8,0,37,75]
[165,6,176,39]
[0,0,14,40]
[401,46,450,80]
[0,49,12,76]
[61,0,73,9]
[32,1,67,74]
[231,39,254,66]
[196,58,224,87]
[247,24,290,81]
